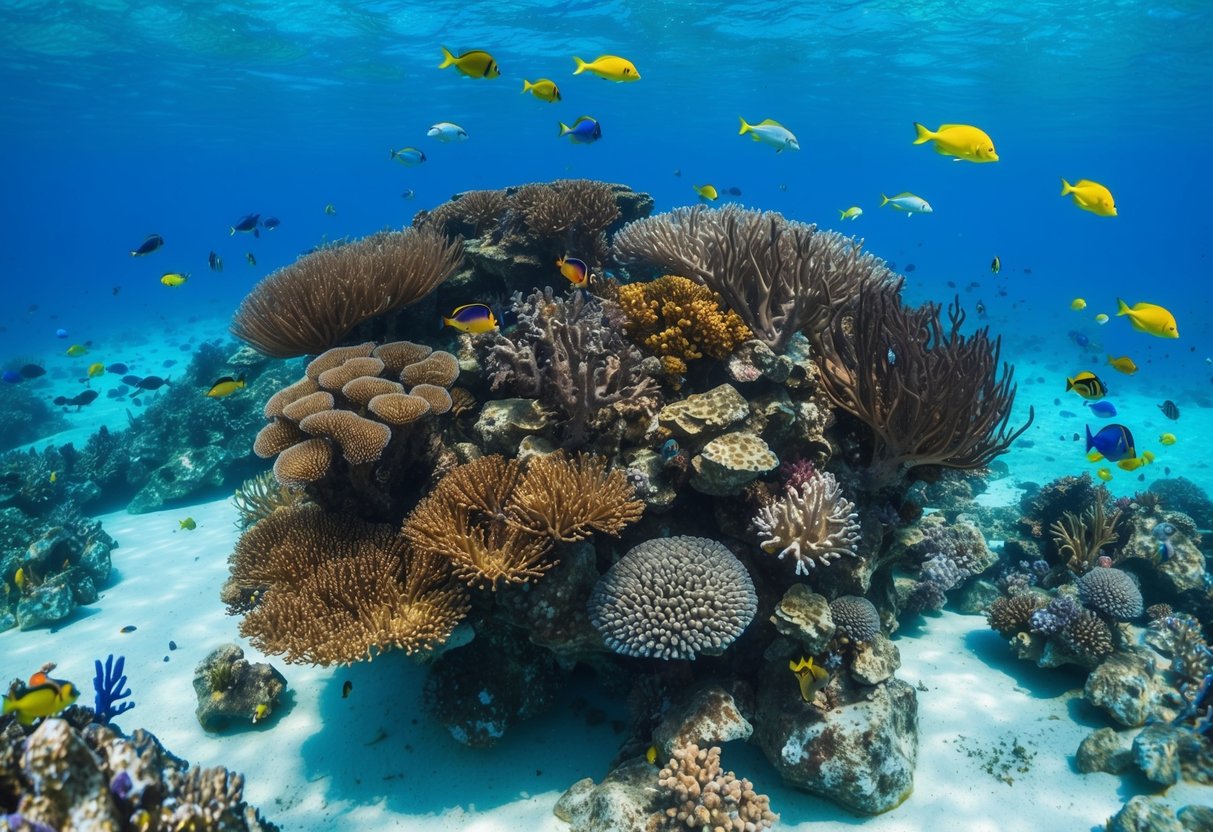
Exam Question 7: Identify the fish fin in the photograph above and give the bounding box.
[1060,177,1073,195]
[738,116,750,135]
[229,227,235,235]
[1116,298,1131,317]
[572,56,588,74]
[838,209,846,219]
[1085,424,1095,453]
[439,46,456,68]
[912,122,933,144]
[522,80,531,93]
[558,122,571,136]
[756,118,782,126]
[880,194,889,206]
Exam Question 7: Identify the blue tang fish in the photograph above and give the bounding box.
[1085,400,1117,418]
[1086,423,1135,462]
[559,116,602,144]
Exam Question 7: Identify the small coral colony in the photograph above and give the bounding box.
[2,43,1208,832]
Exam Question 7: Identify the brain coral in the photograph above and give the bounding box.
[587,536,757,660]
[752,471,860,575]
[829,595,881,642]
[1076,567,1143,620]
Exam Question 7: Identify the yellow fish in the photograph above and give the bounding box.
[1095,314,1109,325]
[1061,178,1117,217]
[179,517,196,530]
[1117,299,1178,339]
[789,656,830,703]
[1,674,79,726]
[1096,467,1113,482]
[645,745,658,764]
[556,256,590,287]
[87,362,105,379]
[839,206,863,221]
[1070,298,1086,311]
[253,702,270,723]
[522,79,561,102]
[438,46,500,79]
[206,376,246,398]
[160,272,188,287]
[693,184,718,201]
[1065,371,1106,400]
[1159,433,1176,446]
[443,303,498,333]
[572,54,640,82]
[14,567,26,590]
[990,255,1000,274]
[912,122,998,163]
[49,471,57,484]
[65,344,88,357]
[1117,456,1149,472]
[1107,355,1138,375]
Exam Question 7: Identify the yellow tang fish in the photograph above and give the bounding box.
[2,673,79,726]
[1065,371,1106,400]
[693,184,718,201]
[789,656,830,703]
[438,46,500,79]
[206,375,246,398]
[65,344,88,357]
[522,79,561,102]
[87,362,105,378]
[14,567,26,590]
[1117,456,1149,472]
[1061,178,1117,217]
[1159,433,1176,446]
[1107,355,1138,375]
[49,471,57,484]
[1070,298,1086,310]
[839,206,863,221]
[912,122,999,163]
[572,55,640,82]
[1117,298,1178,339]
[160,272,188,287]
[645,745,658,765]
[1096,467,1113,482]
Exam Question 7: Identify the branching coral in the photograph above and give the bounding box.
[811,279,1033,486]
[987,594,1045,636]
[231,228,463,357]
[655,744,779,831]
[509,452,644,542]
[751,470,860,576]
[615,275,752,377]
[1050,500,1123,575]
[613,204,890,353]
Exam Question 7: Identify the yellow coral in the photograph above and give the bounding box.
[617,276,751,375]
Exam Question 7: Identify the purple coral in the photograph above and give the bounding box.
[1029,595,1080,635]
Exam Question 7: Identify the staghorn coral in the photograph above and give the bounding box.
[230,229,462,358]
[1051,499,1123,575]
[752,470,860,576]
[587,536,757,660]
[232,470,307,530]
[1077,567,1143,621]
[655,744,778,832]
[615,275,752,377]
[812,279,1033,486]
[613,204,889,353]
[224,504,468,665]
[987,594,1045,636]
[509,452,644,542]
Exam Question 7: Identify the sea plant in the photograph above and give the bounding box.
[91,653,135,724]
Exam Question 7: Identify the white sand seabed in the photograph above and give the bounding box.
[3,495,1210,831]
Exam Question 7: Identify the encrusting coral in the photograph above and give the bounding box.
[654,744,779,832]
[751,469,860,576]
[231,228,463,358]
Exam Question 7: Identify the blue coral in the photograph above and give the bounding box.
[92,653,135,724]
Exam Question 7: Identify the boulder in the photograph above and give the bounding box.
[193,644,287,732]
[653,684,753,755]
[657,384,749,439]
[554,757,662,832]
[689,431,777,497]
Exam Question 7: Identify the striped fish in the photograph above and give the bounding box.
[1158,400,1180,420]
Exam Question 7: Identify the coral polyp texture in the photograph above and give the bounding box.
[752,470,860,575]
[830,595,882,643]
[655,744,778,832]
[587,536,757,660]
[230,227,463,358]
[1076,566,1143,620]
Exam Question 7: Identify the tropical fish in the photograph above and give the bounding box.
[253,703,270,723]
[208,251,224,272]
[438,46,500,78]
[1,370,20,384]
[559,116,602,144]
[1117,299,1178,338]
[442,303,498,333]
[839,206,863,221]
[246,252,256,266]
[427,122,468,143]
[53,390,99,409]
[324,204,337,215]
[130,234,164,257]
[1086,423,1135,463]
[342,680,353,699]
[788,656,830,703]
[912,122,998,162]
[206,376,246,398]
[975,301,987,316]
[991,256,1000,274]
[1159,433,1177,446]
[1070,298,1086,310]
[556,256,590,287]
[121,375,142,387]
[1,672,79,726]
[49,471,57,484]
[693,184,718,201]
[1095,313,1109,325]
[1065,371,1106,400]
[160,273,188,287]
[1117,455,1152,472]
[65,344,88,357]
[738,117,799,152]
[14,567,25,590]
[1158,400,1180,420]
[522,79,561,102]
[262,217,281,230]
[645,745,658,764]
[1085,400,1117,418]
[1096,467,1113,482]
[390,147,427,166]
[86,363,105,379]
[572,55,640,82]
[879,193,932,215]
[134,376,169,391]
[20,364,45,379]
[230,213,260,236]
[1106,355,1138,375]
[1061,178,1116,217]
[179,517,196,531]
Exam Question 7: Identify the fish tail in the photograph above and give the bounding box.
[438,46,456,68]
[738,116,751,135]
[558,122,571,136]
[912,122,933,144]
[1115,298,1131,317]
[880,194,890,207]
[572,56,588,74]
[1065,377,1074,392]
[522,80,531,93]
[229,227,236,235]
[839,209,846,219]
[1084,424,1095,453]
[1060,177,1073,196]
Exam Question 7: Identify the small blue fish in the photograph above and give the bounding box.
[1069,330,1090,349]
[1086,423,1135,462]
[887,347,897,365]
[262,216,281,230]
[559,116,602,144]
[56,328,68,339]
[390,147,426,166]
[660,439,681,461]
[1085,401,1117,418]
[1,370,21,384]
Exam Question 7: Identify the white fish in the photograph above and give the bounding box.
[427,122,468,143]
[880,192,933,216]
[738,117,799,152]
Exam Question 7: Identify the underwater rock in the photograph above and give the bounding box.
[1178,805,1213,832]
[1083,647,1168,727]
[1076,726,1133,774]
[15,579,74,630]
[495,541,601,661]
[770,584,836,654]
[517,433,558,461]
[656,383,748,439]
[473,398,553,454]
[193,644,288,732]
[127,444,229,514]
[19,718,121,829]
[726,338,789,384]
[1121,509,1207,595]
[652,683,754,755]
[622,448,677,512]
[754,673,918,814]
[745,389,799,448]
[850,633,901,686]
[952,578,1001,614]
[1132,724,1181,785]
[1106,796,1186,832]
[1147,477,1213,531]
[554,757,662,832]
[689,431,777,497]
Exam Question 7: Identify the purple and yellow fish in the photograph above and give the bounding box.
[556,256,590,287]
[442,303,497,334]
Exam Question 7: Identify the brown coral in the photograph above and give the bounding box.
[317,356,387,391]
[510,452,644,542]
[986,594,1044,636]
[272,438,333,488]
[1050,501,1123,575]
[400,350,460,387]
[253,418,307,458]
[372,340,433,373]
[367,393,432,426]
[280,391,335,422]
[340,376,403,407]
[264,376,320,419]
[232,470,308,530]
[510,179,620,237]
[408,383,453,416]
[305,342,376,381]
[1059,608,1114,662]
[231,229,462,358]
[298,410,391,465]
[655,744,778,832]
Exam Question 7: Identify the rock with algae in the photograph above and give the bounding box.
[689,431,778,496]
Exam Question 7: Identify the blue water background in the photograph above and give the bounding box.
[2,0,1211,448]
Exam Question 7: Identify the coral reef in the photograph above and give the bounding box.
[751,469,860,576]
[91,654,134,725]
[654,744,778,832]
[0,382,68,453]
[231,470,307,530]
